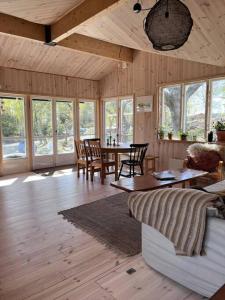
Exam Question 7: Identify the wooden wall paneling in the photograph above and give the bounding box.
[0,67,100,100]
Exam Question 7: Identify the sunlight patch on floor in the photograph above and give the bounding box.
[0,177,18,187]
[23,174,45,182]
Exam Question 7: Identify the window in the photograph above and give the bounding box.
[210,79,225,129]
[103,97,134,143]
[104,99,118,140]
[120,98,133,143]
[1,96,27,159]
[161,85,181,137]
[79,101,96,139]
[32,99,53,156]
[184,82,207,140]
[160,81,208,141]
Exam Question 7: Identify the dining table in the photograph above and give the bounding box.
[101,143,131,180]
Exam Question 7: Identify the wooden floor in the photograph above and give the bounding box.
[0,170,205,300]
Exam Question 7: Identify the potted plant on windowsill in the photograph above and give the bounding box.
[168,131,173,140]
[179,131,188,141]
[158,127,165,140]
[213,120,225,142]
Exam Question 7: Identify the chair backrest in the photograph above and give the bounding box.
[84,139,102,161]
[75,140,86,159]
[129,143,149,163]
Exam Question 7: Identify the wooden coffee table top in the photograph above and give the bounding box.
[110,168,208,192]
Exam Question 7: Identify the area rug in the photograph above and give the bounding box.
[58,193,141,256]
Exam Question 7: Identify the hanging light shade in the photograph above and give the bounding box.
[144,0,193,51]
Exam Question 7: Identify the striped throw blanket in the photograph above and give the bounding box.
[128,188,218,256]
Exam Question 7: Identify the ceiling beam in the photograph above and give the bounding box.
[51,0,123,43]
[0,13,44,41]
[59,33,133,62]
[0,12,133,63]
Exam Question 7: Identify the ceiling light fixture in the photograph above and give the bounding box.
[133,0,193,51]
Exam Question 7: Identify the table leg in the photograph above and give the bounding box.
[182,181,186,188]
[115,153,118,180]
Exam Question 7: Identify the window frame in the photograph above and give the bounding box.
[102,96,134,144]
[158,77,225,141]
[0,93,28,160]
[78,99,97,140]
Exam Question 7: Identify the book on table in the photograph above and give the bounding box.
[152,171,176,180]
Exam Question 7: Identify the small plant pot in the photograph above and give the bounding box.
[168,133,173,140]
[159,133,164,140]
[180,135,187,141]
[216,130,225,142]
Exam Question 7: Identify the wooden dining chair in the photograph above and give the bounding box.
[84,139,115,184]
[118,143,149,178]
[75,140,90,180]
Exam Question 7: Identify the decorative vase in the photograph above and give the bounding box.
[216,130,225,142]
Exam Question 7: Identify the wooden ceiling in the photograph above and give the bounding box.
[0,34,117,80]
[74,0,225,67]
[0,0,85,24]
[0,0,224,81]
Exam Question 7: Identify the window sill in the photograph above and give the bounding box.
[158,139,205,144]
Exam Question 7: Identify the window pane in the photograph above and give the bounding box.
[56,101,74,154]
[32,99,53,155]
[120,99,133,143]
[211,79,225,128]
[104,101,118,140]
[79,101,96,140]
[1,97,26,159]
[161,85,181,136]
[33,137,53,156]
[184,82,207,140]
[57,136,74,154]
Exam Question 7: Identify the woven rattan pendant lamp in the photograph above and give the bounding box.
[133,0,193,51]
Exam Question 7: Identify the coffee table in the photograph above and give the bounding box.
[110,168,208,192]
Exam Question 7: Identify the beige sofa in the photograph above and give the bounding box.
[142,180,225,298]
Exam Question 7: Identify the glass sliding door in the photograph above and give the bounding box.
[1,96,27,159]
[79,101,96,139]
[56,101,74,154]
[32,99,53,156]
[32,98,75,169]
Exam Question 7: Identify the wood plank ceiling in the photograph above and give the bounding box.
[74,0,225,67]
[0,0,85,24]
[0,0,224,81]
[0,34,117,80]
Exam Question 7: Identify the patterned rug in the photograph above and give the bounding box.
[58,192,141,256]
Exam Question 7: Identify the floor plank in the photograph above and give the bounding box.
[0,171,204,300]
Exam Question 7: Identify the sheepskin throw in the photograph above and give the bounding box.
[186,143,224,172]
[128,188,218,256]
